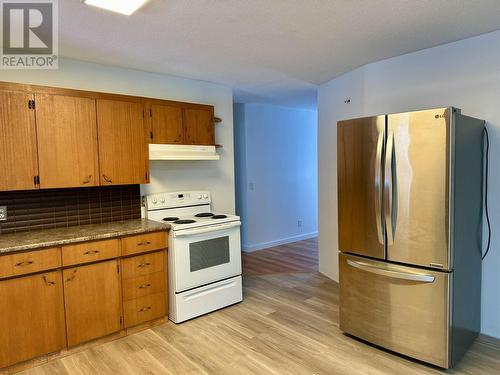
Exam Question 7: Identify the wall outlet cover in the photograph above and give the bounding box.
[0,206,7,221]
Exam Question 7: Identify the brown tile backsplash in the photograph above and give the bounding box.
[0,185,141,234]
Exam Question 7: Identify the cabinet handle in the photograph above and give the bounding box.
[137,241,151,246]
[139,306,152,312]
[102,174,112,183]
[65,269,78,282]
[15,260,34,267]
[139,283,151,289]
[42,275,56,286]
[137,262,151,268]
[82,175,92,184]
[84,250,100,255]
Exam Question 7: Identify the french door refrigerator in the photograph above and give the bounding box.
[337,107,484,368]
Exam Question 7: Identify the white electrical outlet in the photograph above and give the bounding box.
[298,220,302,228]
[0,206,7,221]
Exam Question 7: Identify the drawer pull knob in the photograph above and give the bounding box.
[139,306,152,312]
[84,250,100,255]
[137,262,151,268]
[82,175,92,184]
[139,283,151,289]
[137,241,151,246]
[15,260,34,267]
[42,275,56,286]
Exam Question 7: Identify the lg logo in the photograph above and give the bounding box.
[1,0,58,69]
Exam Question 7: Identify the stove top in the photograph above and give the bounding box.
[145,190,240,231]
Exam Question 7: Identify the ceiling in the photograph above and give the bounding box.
[60,0,500,107]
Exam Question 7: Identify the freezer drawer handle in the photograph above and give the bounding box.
[346,259,435,283]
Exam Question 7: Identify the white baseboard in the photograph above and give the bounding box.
[242,232,318,253]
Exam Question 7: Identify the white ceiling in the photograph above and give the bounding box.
[60,0,500,107]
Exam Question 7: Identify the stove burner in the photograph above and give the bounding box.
[174,219,196,224]
[212,215,228,219]
[195,212,214,217]
[162,217,179,222]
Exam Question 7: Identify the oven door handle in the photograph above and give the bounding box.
[173,221,241,237]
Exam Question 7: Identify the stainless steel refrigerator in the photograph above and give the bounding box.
[337,107,484,368]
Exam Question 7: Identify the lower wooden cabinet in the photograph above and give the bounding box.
[0,271,66,368]
[63,260,123,346]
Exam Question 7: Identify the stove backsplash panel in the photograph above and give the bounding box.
[0,185,141,234]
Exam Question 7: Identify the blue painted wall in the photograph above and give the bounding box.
[234,103,318,252]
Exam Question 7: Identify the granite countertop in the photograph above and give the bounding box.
[0,219,168,254]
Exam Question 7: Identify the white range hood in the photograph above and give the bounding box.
[149,144,220,160]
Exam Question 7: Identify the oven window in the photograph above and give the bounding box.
[190,236,230,272]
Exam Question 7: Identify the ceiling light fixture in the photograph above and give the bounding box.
[83,0,148,16]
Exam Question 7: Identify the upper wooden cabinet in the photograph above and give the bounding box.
[184,108,215,145]
[0,81,217,191]
[0,90,38,191]
[150,104,184,144]
[35,94,99,188]
[147,101,215,146]
[97,99,149,185]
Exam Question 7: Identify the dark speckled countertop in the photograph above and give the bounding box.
[0,219,168,254]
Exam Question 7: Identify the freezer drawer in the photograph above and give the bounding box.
[339,254,451,368]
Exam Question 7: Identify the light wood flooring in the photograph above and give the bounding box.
[242,237,318,276]
[15,240,500,375]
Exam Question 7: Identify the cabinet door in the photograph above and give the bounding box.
[151,104,184,144]
[0,91,38,191]
[184,108,215,145]
[0,271,66,368]
[97,99,149,185]
[35,94,99,188]
[63,260,122,346]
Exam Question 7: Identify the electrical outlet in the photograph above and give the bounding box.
[249,182,255,191]
[0,206,7,221]
[298,220,302,228]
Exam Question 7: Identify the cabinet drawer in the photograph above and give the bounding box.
[121,251,164,279]
[121,231,167,256]
[123,292,166,328]
[62,238,120,266]
[122,271,165,301]
[0,247,61,279]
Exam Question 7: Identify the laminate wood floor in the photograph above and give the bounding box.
[242,237,318,276]
[17,271,500,375]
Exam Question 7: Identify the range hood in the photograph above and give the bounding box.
[149,144,220,160]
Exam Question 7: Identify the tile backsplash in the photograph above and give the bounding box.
[0,185,141,234]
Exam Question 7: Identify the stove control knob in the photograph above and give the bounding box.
[160,198,165,203]
[197,194,202,199]
[152,198,157,204]
[203,194,209,199]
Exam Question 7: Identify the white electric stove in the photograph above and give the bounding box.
[144,190,242,323]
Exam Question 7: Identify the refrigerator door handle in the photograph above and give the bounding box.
[384,131,395,245]
[374,131,384,244]
[346,259,435,283]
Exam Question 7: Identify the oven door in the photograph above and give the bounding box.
[171,221,241,293]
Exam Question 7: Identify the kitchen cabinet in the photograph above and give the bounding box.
[63,260,122,346]
[35,94,99,188]
[0,90,38,191]
[147,101,215,146]
[97,99,149,185]
[184,108,215,145]
[150,103,184,144]
[0,271,66,368]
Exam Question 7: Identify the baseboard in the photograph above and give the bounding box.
[242,232,318,252]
